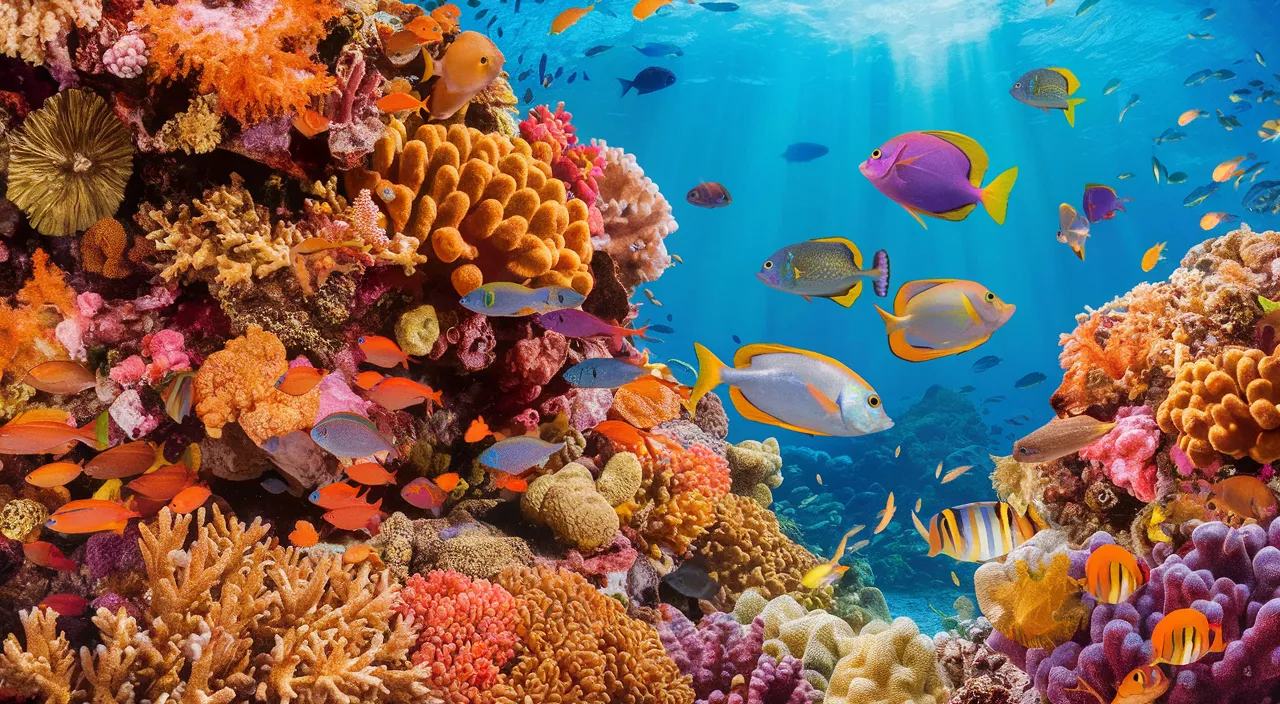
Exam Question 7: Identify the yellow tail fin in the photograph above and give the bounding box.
[687,343,727,416]
[874,305,908,334]
[1064,97,1086,127]
[981,167,1019,225]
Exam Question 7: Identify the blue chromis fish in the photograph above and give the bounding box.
[1057,203,1090,261]
[563,358,654,388]
[459,282,585,317]
[478,436,566,472]
[913,501,1040,562]
[756,239,889,307]
[688,343,893,437]
[1014,372,1047,389]
[634,42,683,57]
[972,355,1002,372]
[310,412,396,458]
[1009,67,1085,126]
[874,280,1015,363]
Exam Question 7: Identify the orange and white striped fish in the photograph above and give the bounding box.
[915,501,1039,562]
[1149,608,1225,666]
[1079,544,1148,604]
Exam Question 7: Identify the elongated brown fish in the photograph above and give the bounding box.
[1013,415,1116,463]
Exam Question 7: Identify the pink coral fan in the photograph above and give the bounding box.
[393,570,521,702]
[519,102,577,152]
[102,33,147,78]
[325,46,383,168]
[1079,406,1160,502]
[554,143,605,206]
[592,139,676,291]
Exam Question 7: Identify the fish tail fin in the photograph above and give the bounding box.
[618,78,634,96]
[76,421,103,450]
[981,167,1019,225]
[1064,97,1086,127]
[872,249,890,297]
[874,305,908,334]
[686,343,727,416]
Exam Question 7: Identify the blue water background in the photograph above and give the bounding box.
[474,0,1280,631]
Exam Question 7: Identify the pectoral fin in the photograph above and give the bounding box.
[902,205,929,229]
[806,383,840,414]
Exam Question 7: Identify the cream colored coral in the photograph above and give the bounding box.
[154,94,223,155]
[394,304,440,356]
[0,0,100,64]
[0,607,79,704]
[143,173,304,289]
[732,590,856,692]
[990,453,1043,515]
[1157,345,1280,467]
[726,437,783,506]
[825,617,950,704]
[523,462,619,550]
[596,451,642,505]
[591,139,676,290]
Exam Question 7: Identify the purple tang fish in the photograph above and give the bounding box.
[859,131,1018,228]
[1081,183,1131,223]
[536,309,654,347]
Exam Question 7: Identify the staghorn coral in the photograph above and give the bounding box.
[824,617,950,704]
[81,216,131,278]
[1158,345,1280,467]
[974,530,1088,651]
[136,0,341,125]
[1,0,100,64]
[592,139,676,291]
[192,325,320,444]
[1078,405,1160,501]
[694,493,820,603]
[343,120,594,297]
[490,565,695,704]
[141,174,305,290]
[5,89,133,237]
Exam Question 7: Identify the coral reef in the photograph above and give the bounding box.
[1157,345,1280,467]
[824,617,951,704]
[694,493,820,603]
[591,139,676,291]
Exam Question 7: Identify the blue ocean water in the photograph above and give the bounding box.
[490,0,1278,630]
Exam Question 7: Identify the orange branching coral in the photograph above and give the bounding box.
[619,439,723,557]
[1157,346,1280,467]
[974,532,1087,650]
[694,493,821,602]
[136,0,341,124]
[343,120,594,297]
[0,249,77,383]
[490,565,694,704]
[672,443,732,501]
[192,325,319,443]
[610,379,682,429]
[81,217,131,278]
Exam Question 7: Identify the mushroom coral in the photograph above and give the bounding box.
[490,565,695,704]
[135,0,341,125]
[5,89,133,237]
[342,120,594,297]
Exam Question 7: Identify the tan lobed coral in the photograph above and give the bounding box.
[523,461,625,550]
[394,304,440,356]
[694,493,820,602]
[591,139,676,291]
[489,565,695,704]
[1,0,99,65]
[0,506,436,703]
[371,508,535,581]
[733,589,857,692]
[343,120,594,297]
[81,217,131,278]
[141,173,304,290]
[824,617,950,704]
[1157,345,1280,467]
[974,530,1087,650]
[192,325,320,443]
[727,437,783,507]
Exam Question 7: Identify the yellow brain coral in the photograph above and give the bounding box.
[522,462,620,551]
[733,590,857,692]
[694,493,820,601]
[491,565,694,704]
[974,530,1087,650]
[343,120,594,297]
[824,617,950,704]
[192,326,320,444]
[1157,346,1280,467]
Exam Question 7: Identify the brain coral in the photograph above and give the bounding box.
[695,493,820,602]
[343,120,594,297]
[490,565,695,704]
[733,589,857,692]
[1157,345,1280,467]
[727,437,784,507]
[824,617,951,704]
[523,462,620,550]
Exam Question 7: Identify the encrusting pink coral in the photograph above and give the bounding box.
[1078,406,1160,502]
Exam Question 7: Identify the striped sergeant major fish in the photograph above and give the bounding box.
[911,501,1040,562]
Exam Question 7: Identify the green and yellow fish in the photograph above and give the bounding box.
[756,238,890,307]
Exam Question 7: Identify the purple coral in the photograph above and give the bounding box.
[742,655,821,704]
[326,47,383,168]
[658,606,763,702]
[1079,406,1160,502]
[500,329,568,397]
[83,527,144,581]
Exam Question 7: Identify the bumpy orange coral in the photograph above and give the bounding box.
[672,443,731,501]
[81,217,131,278]
[343,121,594,296]
[0,250,76,383]
[136,0,340,124]
[694,493,821,601]
[490,566,694,704]
[192,326,320,443]
[1157,346,1280,467]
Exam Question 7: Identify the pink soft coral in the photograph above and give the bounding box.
[393,570,521,703]
[1079,406,1160,501]
[518,102,577,153]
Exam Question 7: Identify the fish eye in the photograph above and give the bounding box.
[763,260,773,269]
[868,395,881,408]
[985,292,995,302]
[1017,446,1033,455]
[1014,81,1021,88]
[480,56,488,64]
[358,336,366,343]
[871,149,882,159]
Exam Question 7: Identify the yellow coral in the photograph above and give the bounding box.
[824,617,950,704]
[192,326,320,443]
[343,121,594,296]
[1157,346,1280,467]
[733,590,857,692]
[523,462,620,550]
[726,437,783,506]
[394,304,440,356]
[0,498,47,541]
[695,493,820,601]
[974,533,1087,650]
[154,94,223,155]
[990,453,1043,514]
[596,451,642,505]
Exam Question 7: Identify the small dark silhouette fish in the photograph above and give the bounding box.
[650,324,675,335]
[539,54,548,80]
[667,313,673,322]
[582,71,590,81]
[497,27,503,37]
[475,8,487,18]
[487,16,496,28]
[518,53,524,63]
[568,72,576,83]
[1168,172,1188,184]
[1015,372,1047,389]
[523,88,534,104]
[555,66,564,78]
[1214,69,1236,80]
[1198,7,1215,19]
[732,334,742,344]
[635,42,683,57]
[1184,69,1213,86]
[662,560,720,600]
[972,355,1002,372]
[983,396,1005,404]
[699,1,738,9]
[543,75,553,88]
[990,425,1003,435]
[686,182,732,208]
[618,66,676,96]
[517,69,531,80]
[585,44,613,57]
[467,0,479,5]
[1005,418,1026,426]
[781,142,829,162]
[1183,183,1218,207]
[959,385,975,393]
[982,408,991,416]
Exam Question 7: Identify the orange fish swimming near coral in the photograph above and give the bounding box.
[46,499,140,534]
[289,520,319,547]
[1149,608,1225,666]
[25,461,83,488]
[1078,543,1148,604]
[358,335,415,369]
[0,411,101,455]
[275,366,328,396]
[431,3,461,33]
[355,371,385,390]
[465,416,503,443]
[550,4,594,34]
[493,471,528,493]
[85,441,159,479]
[345,462,397,486]
[309,482,369,509]
[23,361,97,395]
[169,484,212,514]
[366,377,442,411]
[434,472,461,492]
[126,464,194,500]
[323,499,385,531]
[632,0,674,20]
[343,544,380,565]
[292,109,330,138]
[423,31,505,120]
[39,593,89,616]
[1066,664,1170,704]
[23,541,77,571]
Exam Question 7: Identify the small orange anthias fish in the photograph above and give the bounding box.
[25,461,83,488]
[343,544,380,565]
[39,593,90,616]
[401,477,448,510]
[1065,664,1170,704]
[169,484,212,514]
[465,416,497,443]
[434,472,461,492]
[1079,544,1149,604]
[345,462,397,486]
[309,482,368,509]
[23,360,97,395]
[493,470,528,493]
[323,499,385,531]
[357,335,415,369]
[0,411,101,455]
[23,541,77,571]
[85,441,159,479]
[376,91,431,114]
[355,371,386,390]
[292,109,331,138]
[367,377,443,411]
[125,464,194,501]
[405,15,445,42]
[424,31,505,120]
[289,520,319,547]
[550,4,593,34]
[430,3,461,33]
[275,366,328,396]
[1149,608,1226,666]
[46,499,140,534]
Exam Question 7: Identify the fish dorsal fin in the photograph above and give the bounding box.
[1083,182,1113,193]
[729,387,832,437]
[733,343,870,389]
[921,131,989,187]
[892,279,956,315]
[1048,67,1081,94]
[810,237,863,268]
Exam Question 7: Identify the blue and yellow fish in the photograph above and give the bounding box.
[913,501,1039,562]
[460,282,586,317]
